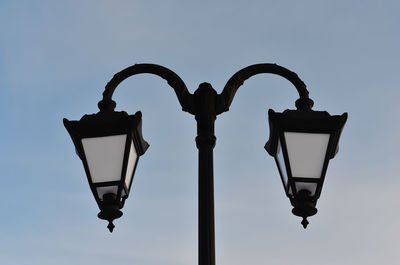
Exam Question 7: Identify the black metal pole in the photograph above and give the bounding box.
[194,83,217,265]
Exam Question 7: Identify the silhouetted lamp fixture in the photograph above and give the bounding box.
[63,111,148,232]
[63,63,346,265]
[265,109,347,227]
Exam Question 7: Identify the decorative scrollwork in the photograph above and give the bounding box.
[98,64,195,114]
[216,63,313,114]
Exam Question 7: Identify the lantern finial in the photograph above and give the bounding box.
[97,193,123,233]
[301,217,309,229]
[107,221,115,232]
[291,190,317,228]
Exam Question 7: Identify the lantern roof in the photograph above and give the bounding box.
[265,109,347,159]
[63,110,149,159]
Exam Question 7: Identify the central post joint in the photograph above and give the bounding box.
[194,82,218,143]
[195,135,216,149]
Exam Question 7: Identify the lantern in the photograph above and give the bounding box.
[265,109,347,228]
[63,110,149,232]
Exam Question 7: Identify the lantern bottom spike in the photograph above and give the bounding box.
[107,221,115,232]
[301,217,309,229]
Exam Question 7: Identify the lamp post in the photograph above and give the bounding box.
[64,63,347,265]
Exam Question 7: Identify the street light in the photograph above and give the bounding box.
[63,110,149,232]
[64,63,346,265]
[265,109,347,228]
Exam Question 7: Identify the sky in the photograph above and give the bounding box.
[1,0,400,264]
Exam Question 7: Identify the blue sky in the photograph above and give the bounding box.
[1,1,399,264]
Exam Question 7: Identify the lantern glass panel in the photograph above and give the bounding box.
[295,182,318,196]
[82,134,127,183]
[276,139,288,186]
[284,132,330,179]
[125,140,138,188]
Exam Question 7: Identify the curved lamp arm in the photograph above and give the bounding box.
[98,64,195,114]
[216,63,314,114]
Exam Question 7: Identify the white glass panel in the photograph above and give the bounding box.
[96,186,118,200]
[124,140,138,188]
[295,182,318,196]
[82,134,127,183]
[284,132,330,179]
[276,139,288,186]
